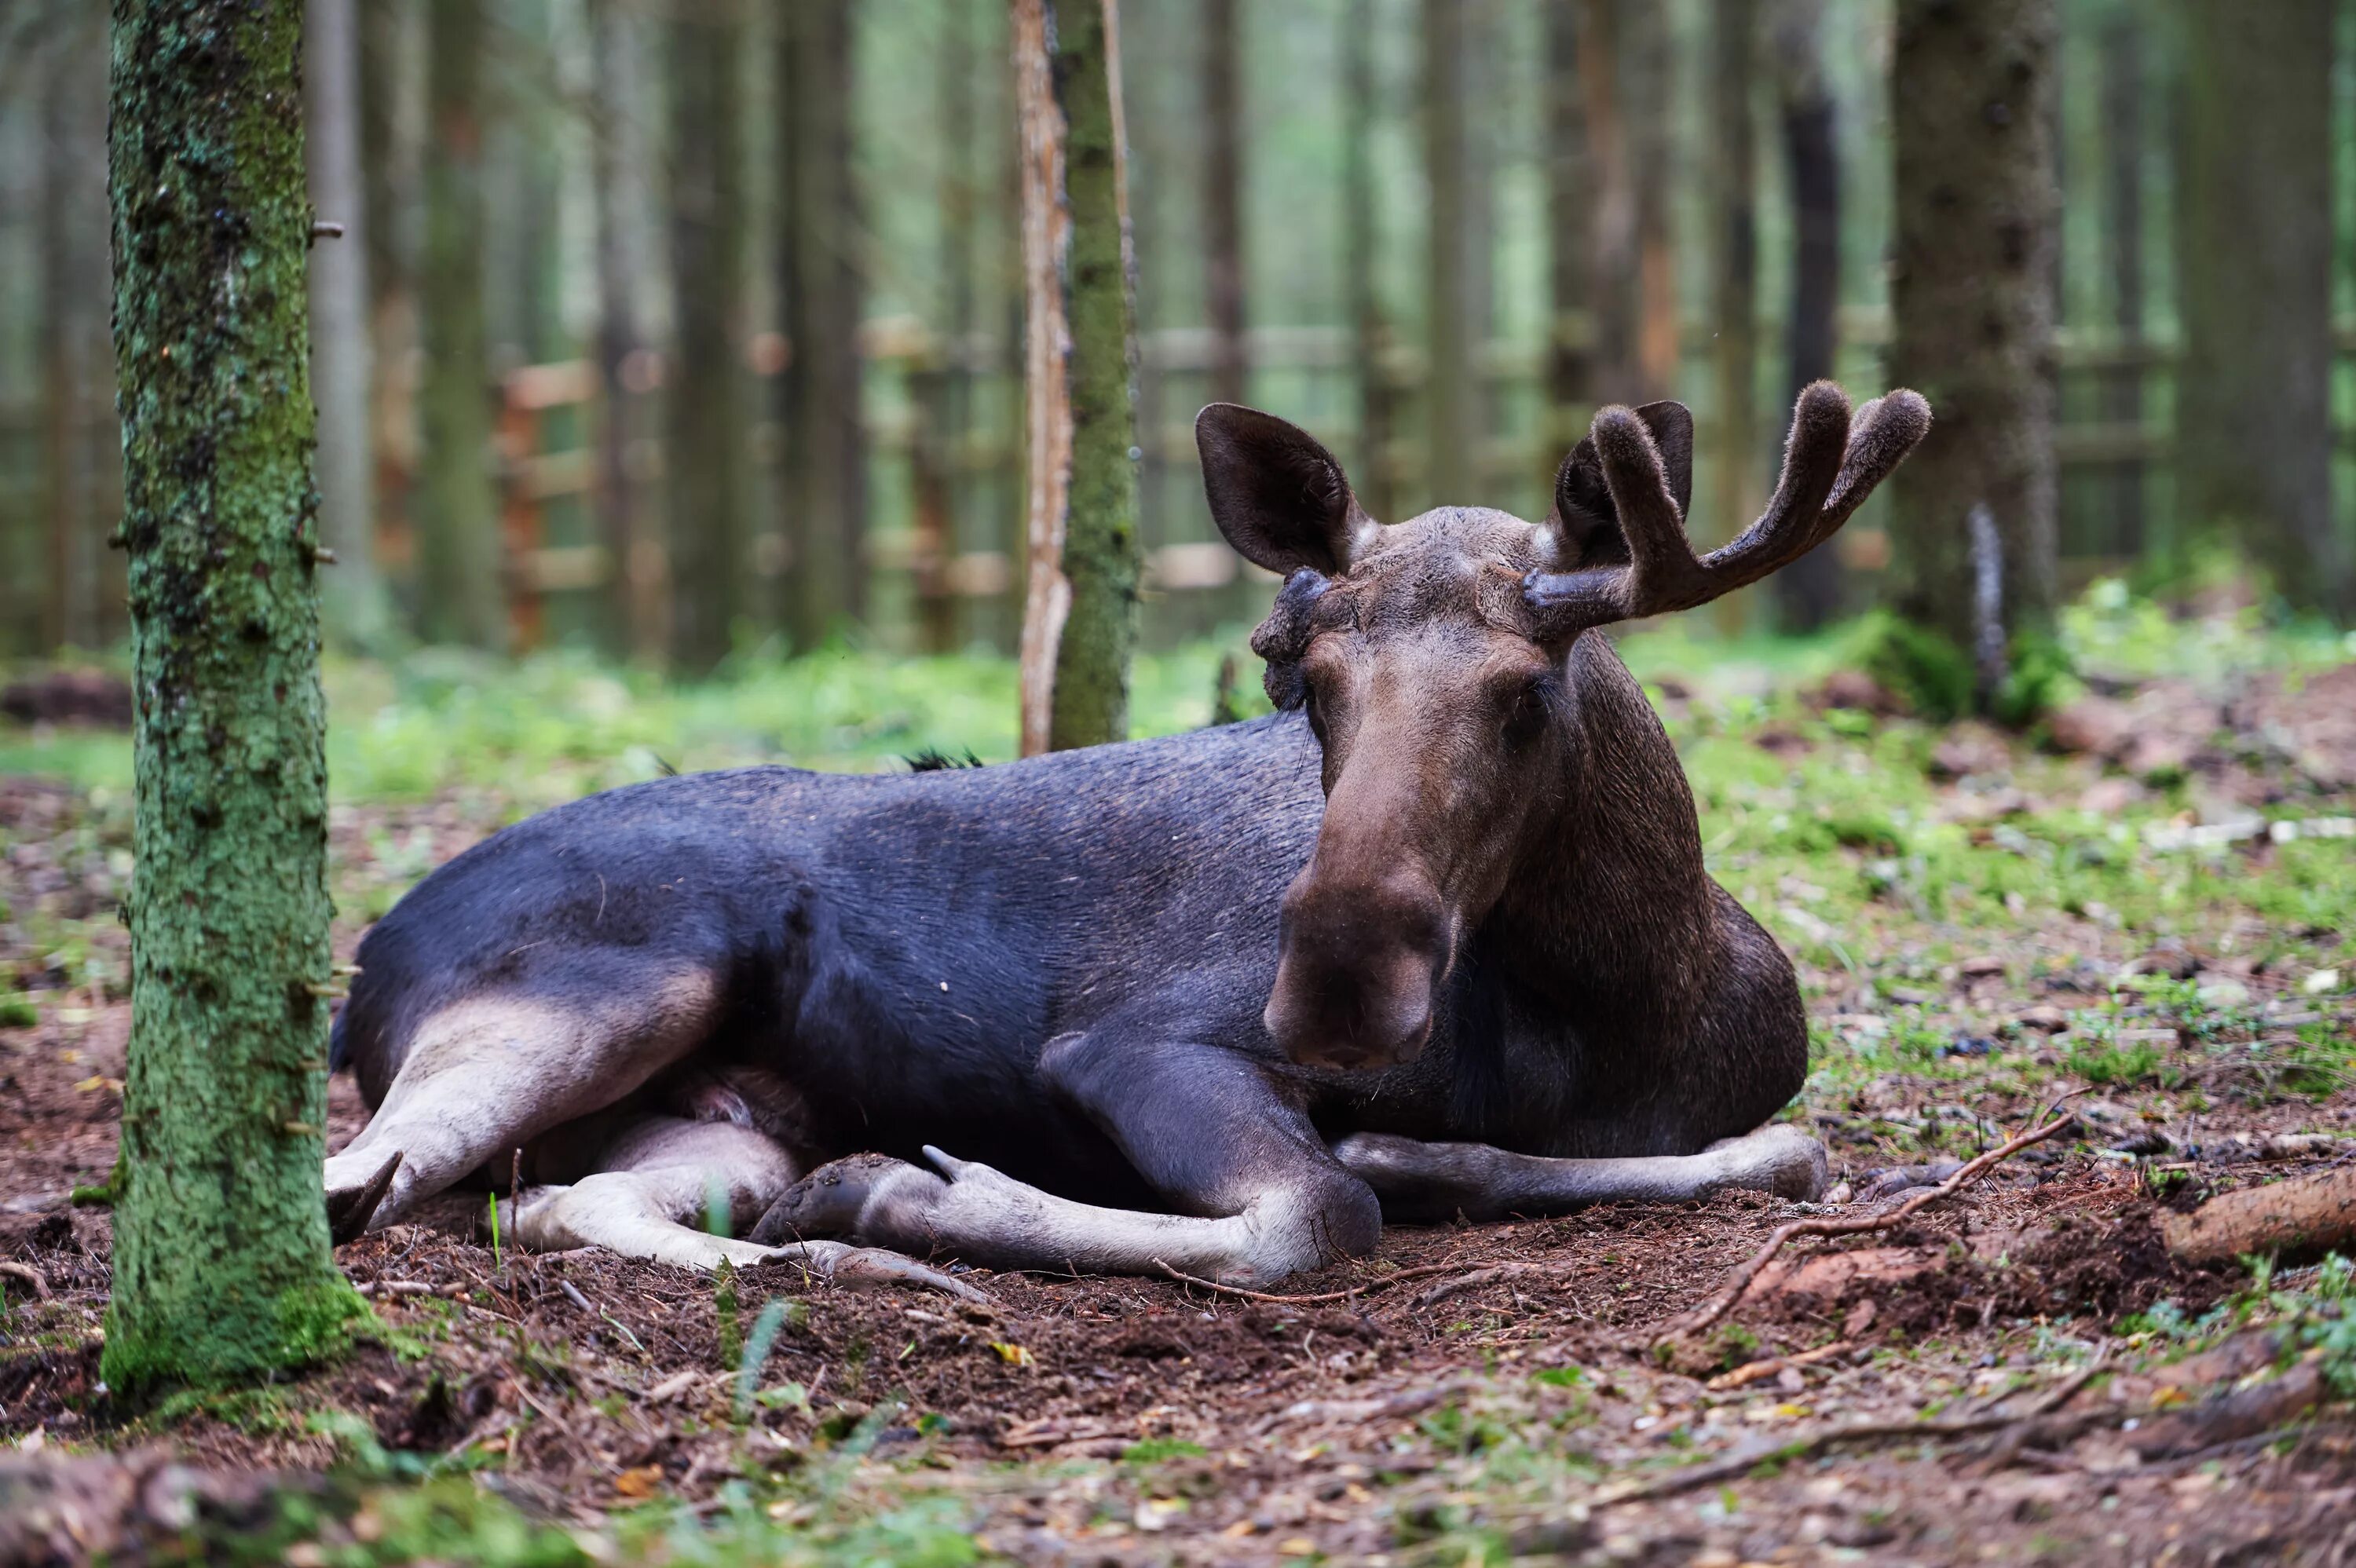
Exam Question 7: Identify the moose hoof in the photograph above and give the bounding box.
[326,1151,404,1245]
[748,1153,947,1249]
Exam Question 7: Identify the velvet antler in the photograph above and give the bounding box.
[1522,381,1931,642]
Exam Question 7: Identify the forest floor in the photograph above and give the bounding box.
[3,587,2356,1565]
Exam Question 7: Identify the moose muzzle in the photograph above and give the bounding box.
[1264,865,1454,1071]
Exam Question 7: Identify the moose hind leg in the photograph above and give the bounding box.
[324,968,719,1234]
[1333,1123,1827,1223]
[504,1117,981,1298]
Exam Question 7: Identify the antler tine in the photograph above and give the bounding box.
[1692,380,1852,587]
[1815,388,1933,535]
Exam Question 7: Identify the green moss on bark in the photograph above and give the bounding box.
[1046,0,1143,752]
[104,0,367,1389]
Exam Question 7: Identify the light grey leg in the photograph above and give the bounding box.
[1332,1122,1829,1223]
[503,1117,983,1299]
[752,1146,1347,1286]
[324,975,717,1230]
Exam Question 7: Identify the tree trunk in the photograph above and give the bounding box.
[667,0,750,671]
[1886,0,2058,686]
[588,0,659,661]
[103,0,365,1390]
[781,0,867,649]
[1545,0,1590,444]
[305,0,390,648]
[1578,0,1640,405]
[1769,0,1842,629]
[2098,11,2142,559]
[1202,0,1246,409]
[1421,0,1474,506]
[1344,0,1393,521]
[1624,0,1676,401]
[1012,0,1142,755]
[39,48,97,654]
[417,0,503,649]
[2177,0,2343,612]
[1709,0,1759,570]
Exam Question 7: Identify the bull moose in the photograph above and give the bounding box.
[323,380,1930,1293]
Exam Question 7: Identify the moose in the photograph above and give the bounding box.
[323,379,1930,1293]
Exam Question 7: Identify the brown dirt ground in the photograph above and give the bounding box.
[5,667,2356,1564]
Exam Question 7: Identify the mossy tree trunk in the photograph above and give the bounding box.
[2177,0,2345,614]
[1013,0,1143,755]
[668,0,751,671]
[104,0,368,1390]
[417,0,503,649]
[1885,0,2058,688]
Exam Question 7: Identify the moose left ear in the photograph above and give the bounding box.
[1197,404,1376,576]
[1549,400,1693,565]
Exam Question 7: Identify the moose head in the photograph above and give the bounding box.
[1198,382,1931,1071]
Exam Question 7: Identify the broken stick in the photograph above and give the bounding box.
[2163,1166,2356,1268]
[1658,1111,2078,1346]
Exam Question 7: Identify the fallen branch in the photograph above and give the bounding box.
[1658,1112,2077,1347]
[2163,1167,2356,1268]
[1153,1258,1472,1305]
[0,1260,53,1300]
[1703,1339,1854,1392]
[1601,1358,2105,1506]
[1417,1263,1545,1307]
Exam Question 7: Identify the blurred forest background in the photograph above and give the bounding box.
[2,0,2353,678]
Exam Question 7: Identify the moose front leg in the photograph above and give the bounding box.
[751,1030,1381,1286]
[1332,1123,1828,1223]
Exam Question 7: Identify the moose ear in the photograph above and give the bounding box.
[1197,404,1374,576]
[1549,400,1694,565]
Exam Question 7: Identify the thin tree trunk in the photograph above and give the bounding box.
[1578,0,1640,405]
[782,0,868,649]
[1343,0,1393,521]
[39,55,93,653]
[1624,0,1676,400]
[2099,12,2142,559]
[1202,0,1246,408]
[360,0,424,623]
[1886,0,2059,689]
[2177,0,2342,611]
[668,0,751,671]
[1709,0,1759,569]
[588,0,659,661]
[1545,0,1590,444]
[305,0,390,647]
[1770,0,1842,628]
[1421,0,1474,506]
[103,0,364,1389]
[417,0,504,649]
[931,0,982,654]
[1012,0,1142,755]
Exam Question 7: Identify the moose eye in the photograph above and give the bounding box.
[1502,677,1552,744]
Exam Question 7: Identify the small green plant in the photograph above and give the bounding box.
[485,1191,503,1275]
[732,1295,791,1422]
[714,1259,741,1369]
[1121,1437,1207,1464]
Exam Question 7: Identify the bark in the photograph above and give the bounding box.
[1624,0,1676,400]
[668,0,751,671]
[2164,1168,2356,1269]
[1770,0,1842,628]
[1202,0,1246,408]
[1886,0,2059,675]
[1421,0,1474,505]
[1344,0,1393,521]
[305,0,390,647]
[2177,0,2343,612]
[417,0,504,649]
[588,0,659,660]
[1545,0,1590,431]
[781,0,868,649]
[2098,11,2142,557]
[1013,0,1143,755]
[1577,0,1639,404]
[103,0,366,1388]
[1709,0,1759,557]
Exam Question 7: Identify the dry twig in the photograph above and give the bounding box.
[1153,1258,1479,1305]
[0,1259,53,1300]
[1659,1111,2078,1345]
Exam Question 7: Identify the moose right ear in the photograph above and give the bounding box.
[1197,404,1374,576]
[1550,400,1694,566]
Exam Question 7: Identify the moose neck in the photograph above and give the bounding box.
[1487,634,1718,1001]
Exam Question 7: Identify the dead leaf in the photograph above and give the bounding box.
[613,1464,662,1499]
